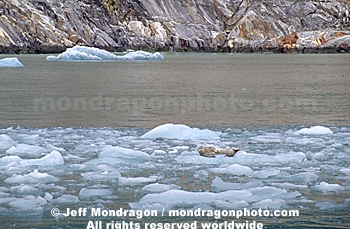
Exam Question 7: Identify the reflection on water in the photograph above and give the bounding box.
[0,53,349,128]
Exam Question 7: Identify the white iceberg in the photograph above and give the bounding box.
[131,186,290,210]
[0,57,24,67]
[78,188,113,200]
[211,177,263,191]
[20,151,64,166]
[251,199,286,209]
[54,194,80,203]
[253,168,280,179]
[118,177,157,186]
[140,123,219,140]
[135,189,252,206]
[142,183,181,193]
[4,169,59,184]
[6,144,48,157]
[209,164,253,176]
[84,146,150,165]
[312,182,345,192]
[81,166,121,182]
[10,184,40,195]
[8,196,47,216]
[0,134,15,150]
[0,151,64,166]
[46,46,164,61]
[176,151,306,166]
[296,126,333,135]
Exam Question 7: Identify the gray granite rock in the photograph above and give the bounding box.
[0,0,349,53]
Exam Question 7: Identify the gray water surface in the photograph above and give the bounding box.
[1,53,349,128]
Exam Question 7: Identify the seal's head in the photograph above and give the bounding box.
[198,146,205,156]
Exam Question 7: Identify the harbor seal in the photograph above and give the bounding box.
[198,146,242,158]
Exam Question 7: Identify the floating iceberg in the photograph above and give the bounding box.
[118,177,157,186]
[176,151,306,166]
[19,150,64,166]
[131,186,290,210]
[134,189,252,206]
[142,183,181,193]
[0,134,15,150]
[6,144,48,158]
[296,126,333,135]
[8,196,47,216]
[211,177,263,191]
[140,123,219,140]
[0,151,64,167]
[312,182,345,192]
[79,188,113,200]
[81,166,121,182]
[209,164,253,176]
[251,199,286,209]
[0,57,24,67]
[46,46,164,61]
[4,169,59,184]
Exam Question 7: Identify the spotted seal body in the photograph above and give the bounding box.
[198,146,242,157]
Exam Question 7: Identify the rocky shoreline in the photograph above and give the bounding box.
[0,0,349,54]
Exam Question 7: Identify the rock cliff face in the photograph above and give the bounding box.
[0,0,349,53]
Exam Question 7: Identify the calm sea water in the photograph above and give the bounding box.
[0,53,349,229]
[0,53,349,128]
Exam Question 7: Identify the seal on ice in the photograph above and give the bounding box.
[198,146,242,158]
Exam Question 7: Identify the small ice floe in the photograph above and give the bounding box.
[285,172,319,185]
[0,134,15,150]
[251,199,286,209]
[5,169,59,184]
[0,150,64,167]
[78,188,113,200]
[8,196,47,215]
[253,168,280,178]
[0,57,24,67]
[19,151,64,166]
[54,194,80,204]
[296,126,333,135]
[142,183,181,193]
[46,46,164,61]
[211,177,263,191]
[118,177,157,186]
[10,184,41,196]
[312,182,345,192]
[340,168,350,175]
[209,164,253,176]
[130,186,291,210]
[140,123,219,140]
[176,151,306,166]
[81,164,121,182]
[84,146,150,165]
[6,144,48,158]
